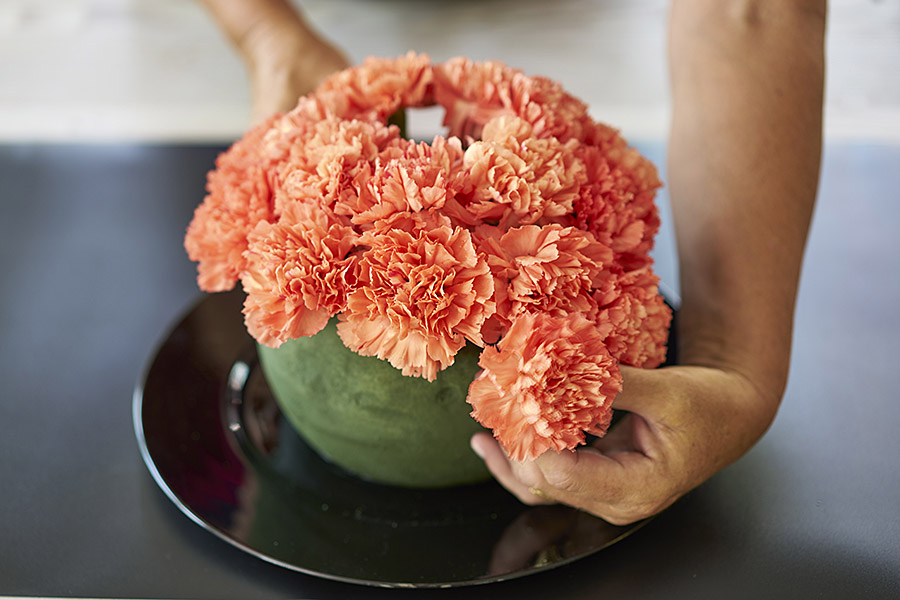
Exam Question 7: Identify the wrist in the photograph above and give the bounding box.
[240,14,310,72]
[675,309,790,410]
[241,19,349,121]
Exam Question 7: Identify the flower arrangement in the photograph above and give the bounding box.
[185,53,671,463]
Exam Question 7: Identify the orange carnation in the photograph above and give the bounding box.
[241,203,360,347]
[184,116,279,292]
[573,125,663,271]
[433,57,592,142]
[476,224,613,342]
[594,266,672,368]
[184,54,672,456]
[468,312,622,461]
[459,116,587,228]
[337,224,494,380]
[278,116,402,215]
[342,136,466,227]
[315,51,434,121]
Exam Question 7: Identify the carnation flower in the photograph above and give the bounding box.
[593,266,672,368]
[315,51,434,121]
[476,223,613,342]
[184,116,279,291]
[241,202,360,347]
[523,75,594,142]
[185,54,671,460]
[337,224,494,381]
[468,312,623,461]
[278,117,403,215]
[432,57,521,139]
[573,125,663,271]
[343,136,466,227]
[433,57,591,142]
[459,116,587,227]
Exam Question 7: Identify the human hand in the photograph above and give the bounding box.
[200,0,350,123]
[242,19,349,123]
[471,364,777,525]
[487,505,625,576]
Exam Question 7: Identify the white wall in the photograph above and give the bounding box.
[0,0,897,143]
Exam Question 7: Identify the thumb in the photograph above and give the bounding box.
[470,433,553,505]
[532,445,654,515]
[611,365,668,415]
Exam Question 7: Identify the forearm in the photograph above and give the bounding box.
[667,0,825,405]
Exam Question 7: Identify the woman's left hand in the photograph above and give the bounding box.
[242,20,349,122]
[471,364,777,525]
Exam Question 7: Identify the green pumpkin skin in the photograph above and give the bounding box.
[257,319,491,488]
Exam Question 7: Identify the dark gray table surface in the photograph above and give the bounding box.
[1,142,898,599]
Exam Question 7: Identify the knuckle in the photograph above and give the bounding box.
[612,496,678,525]
[602,512,642,526]
[592,485,680,525]
[510,461,543,489]
[599,503,657,526]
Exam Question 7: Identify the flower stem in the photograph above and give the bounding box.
[387,108,407,139]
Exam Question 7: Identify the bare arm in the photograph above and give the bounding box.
[199,0,348,122]
[473,0,826,523]
[669,0,825,406]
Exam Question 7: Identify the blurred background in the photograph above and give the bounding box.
[0,0,897,144]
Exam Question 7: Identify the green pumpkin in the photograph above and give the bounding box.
[257,319,491,488]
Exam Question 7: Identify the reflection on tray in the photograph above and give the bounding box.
[135,289,642,588]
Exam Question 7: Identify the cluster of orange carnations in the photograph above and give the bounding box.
[185,53,671,461]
